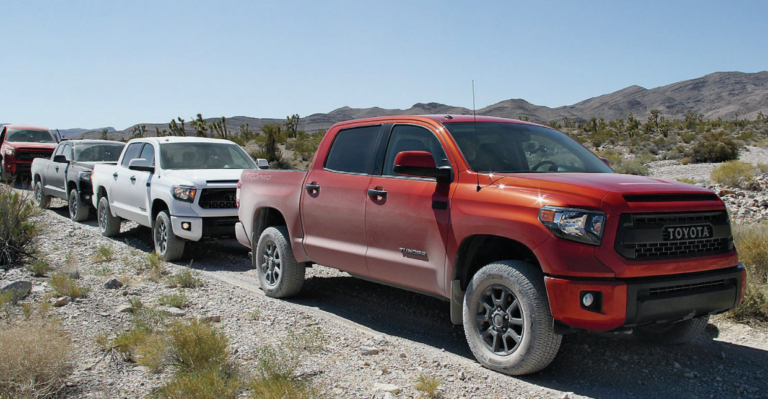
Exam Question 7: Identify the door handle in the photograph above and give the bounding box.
[367,188,387,198]
[130,176,136,183]
[113,172,118,179]
[55,166,59,172]
[305,182,320,193]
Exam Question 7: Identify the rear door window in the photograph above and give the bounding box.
[120,143,143,167]
[324,125,381,174]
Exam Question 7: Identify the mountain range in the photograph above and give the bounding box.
[77,71,768,139]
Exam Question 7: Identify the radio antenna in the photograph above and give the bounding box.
[473,80,481,192]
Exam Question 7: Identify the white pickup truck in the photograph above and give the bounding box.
[91,137,267,260]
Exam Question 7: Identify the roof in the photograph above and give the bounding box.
[67,139,126,146]
[330,115,547,129]
[2,124,50,131]
[127,137,241,145]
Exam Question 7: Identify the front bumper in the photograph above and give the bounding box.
[170,216,239,241]
[546,264,746,331]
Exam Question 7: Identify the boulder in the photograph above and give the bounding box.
[104,278,123,289]
[52,296,71,307]
[1,280,32,301]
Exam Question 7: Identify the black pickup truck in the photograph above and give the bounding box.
[31,140,125,221]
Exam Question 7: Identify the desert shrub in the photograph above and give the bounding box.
[167,320,230,372]
[613,159,650,176]
[680,132,696,144]
[137,334,172,373]
[93,245,115,263]
[0,322,72,398]
[26,259,53,277]
[756,163,768,175]
[158,292,188,308]
[167,268,203,289]
[49,272,90,299]
[414,373,443,398]
[113,328,151,360]
[728,223,768,321]
[143,251,167,282]
[710,161,755,189]
[594,149,622,166]
[680,157,692,165]
[690,131,739,163]
[158,367,241,399]
[0,184,39,268]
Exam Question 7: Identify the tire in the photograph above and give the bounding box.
[153,210,185,261]
[33,180,51,208]
[68,188,89,222]
[254,226,305,298]
[463,260,562,375]
[633,316,709,345]
[97,196,121,237]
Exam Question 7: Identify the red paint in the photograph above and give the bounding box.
[0,125,57,176]
[394,150,436,169]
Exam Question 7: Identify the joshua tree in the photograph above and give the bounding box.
[647,109,661,132]
[238,123,255,142]
[209,117,229,140]
[169,117,187,136]
[100,128,109,140]
[192,113,209,137]
[132,125,147,139]
[284,114,300,138]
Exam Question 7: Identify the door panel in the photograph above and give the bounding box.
[125,144,155,226]
[111,142,143,218]
[364,124,455,296]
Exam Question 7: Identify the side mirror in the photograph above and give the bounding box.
[257,158,269,169]
[53,155,68,163]
[128,158,154,173]
[393,151,452,183]
[599,157,610,167]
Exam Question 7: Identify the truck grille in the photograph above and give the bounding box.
[615,211,733,260]
[15,150,52,161]
[648,279,727,296]
[198,188,237,209]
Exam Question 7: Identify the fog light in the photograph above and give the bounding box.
[582,293,594,307]
[580,291,602,312]
[181,222,191,231]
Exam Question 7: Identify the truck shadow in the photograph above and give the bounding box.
[43,202,768,398]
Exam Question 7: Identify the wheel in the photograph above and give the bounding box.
[33,180,51,208]
[633,316,709,345]
[97,196,121,237]
[68,188,89,222]
[254,226,305,298]
[153,210,185,261]
[463,260,562,375]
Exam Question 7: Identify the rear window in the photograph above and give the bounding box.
[324,126,381,174]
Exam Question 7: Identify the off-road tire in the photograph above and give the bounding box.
[153,210,185,261]
[97,196,121,237]
[68,188,89,222]
[634,316,710,345]
[34,180,51,208]
[463,260,562,375]
[254,226,305,298]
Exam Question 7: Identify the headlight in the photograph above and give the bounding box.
[4,148,15,156]
[79,172,92,182]
[539,206,606,246]
[172,186,197,203]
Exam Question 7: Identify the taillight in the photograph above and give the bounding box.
[236,180,242,208]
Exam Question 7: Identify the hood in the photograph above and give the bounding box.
[162,169,246,186]
[4,142,57,151]
[485,172,715,207]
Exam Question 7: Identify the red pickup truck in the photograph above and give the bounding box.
[1,124,58,182]
[236,115,745,375]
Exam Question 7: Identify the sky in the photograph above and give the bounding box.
[1,0,766,130]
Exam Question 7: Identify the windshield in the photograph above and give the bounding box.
[74,143,125,162]
[160,142,257,170]
[444,122,614,174]
[6,129,56,143]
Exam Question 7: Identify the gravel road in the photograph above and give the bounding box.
[2,191,768,398]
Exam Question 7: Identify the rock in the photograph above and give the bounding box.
[53,296,71,307]
[116,305,133,313]
[561,394,571,399]
[382,393,393,399]
[684,372,695,379]
[459,370,466,380]
[160,307,186,317]
[201,315,222,323]
[674,362,682,370]
[361,346,380,356]
[1,280,32,300]
[718,189,735,197]
[104,278,123,289]
[373,383,400,394]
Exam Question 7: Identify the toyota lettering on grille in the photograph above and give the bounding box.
[663,225,713,241]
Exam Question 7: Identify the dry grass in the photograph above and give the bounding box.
[166,268,203,289]
[0,322,72,398]
[167,320,230,372]
[93,245,115,263]
[157,367,241,399]
[49,272,90,299]
[26,259,53,277]
[414,373,443,398]
[0,184,40,268]
[729,223,768,322]
[158,292,188,309]
[711,161,755,189]
[137,334,172,373]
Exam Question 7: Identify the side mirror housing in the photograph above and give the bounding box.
[393,151,452,183]
[257,158,269,169]
[53,155,68,163]
[599,157,611,167]
[128,158,154,173]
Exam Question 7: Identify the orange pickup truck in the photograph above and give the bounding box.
[235,115,745,375]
